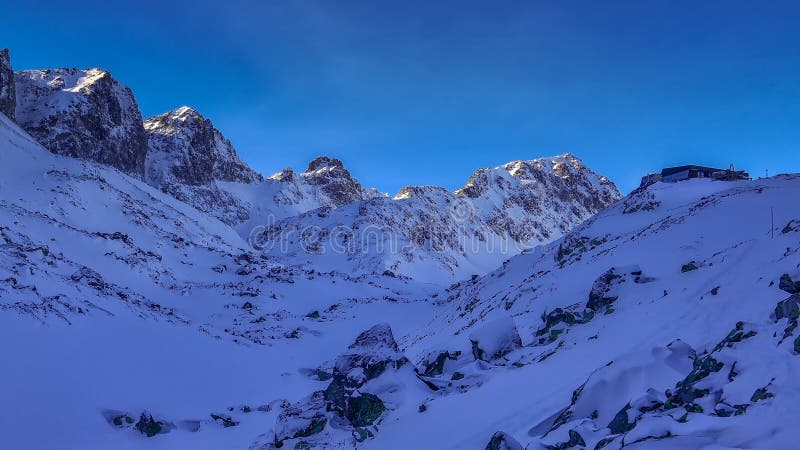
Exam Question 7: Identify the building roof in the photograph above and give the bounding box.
[661,165,725,177]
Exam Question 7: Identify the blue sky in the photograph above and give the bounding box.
[3,0,799,193]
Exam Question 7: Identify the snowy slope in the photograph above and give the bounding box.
[0,111,443,449]
[371,176,800,449]
[3,103,800,450]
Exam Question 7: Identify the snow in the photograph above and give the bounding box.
[2,104,800,449]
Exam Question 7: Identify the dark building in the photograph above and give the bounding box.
[660,165,749,183]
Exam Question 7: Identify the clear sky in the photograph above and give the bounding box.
[3,0,799,193]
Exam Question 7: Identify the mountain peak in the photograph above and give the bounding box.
[167,105,202,120]
[13,66,148,177]
[454,153,621,243]
[143,106,262,187]
[305,155,345,173]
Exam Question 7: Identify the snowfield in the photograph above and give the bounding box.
[2,102,800,450]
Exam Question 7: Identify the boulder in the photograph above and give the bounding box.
[773,295,800,321]
[469,316,523,362]
[135,413,163,437]
[273,392,328,447]
[779,274,800,294]
[333,323,408,381]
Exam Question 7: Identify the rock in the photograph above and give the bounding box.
[485,431,524,450]
[70,266,108,291]
[273,392,328,447]
[112,414,134,426]
[638,173,662,188]
[587,268,624,311]
[143,106,262,186]
[0,48,15,121]
[301,155,378,207]
[782,219,800,234]
[713,322,757,352]
[774,296,800,321]
[469,316,523,362]
[455,153,621,244]
[536,307,594,344]
[135,413,163,437]
[607,404,635,434]
[345,392,386,427]
[750,386,774,402]
[421,350,460,376]
[547,429,587,449]
[779,274,800,294]
[333,323,408,381]
[15,68,149,177]
[210,413,238,428]
[681,262,699,273]
[141,107,263,225]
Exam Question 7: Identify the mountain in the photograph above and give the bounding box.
[455,153,621,242]
[3,66,800,449]
[142,107,382,229]
[0,49,14,120]
[144,106,263,187]
[12,48,798,450]
[256,154,620,282]
[0,108,443,449]
[14,67,149,177]
[291,155,384,208]
[2,51,614,264]
[141,106,264,226]
[378,175,800,449]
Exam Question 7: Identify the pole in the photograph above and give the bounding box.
[771,207,774,239]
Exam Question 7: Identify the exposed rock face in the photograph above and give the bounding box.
[299,155,381,207]
[143,106,262,186]
[14,68,148,177]
[140,106,263,225]
[0,49,15,121]
[455,153,621,243]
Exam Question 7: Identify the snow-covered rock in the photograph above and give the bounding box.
[455,153,621,243]
[468,316,523,362]
[144,106,262,187]
[0,48,14,121]
[14,67,148,177]
[141,106,264,225]
[255,154,620,282]
[292,155,382,208]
